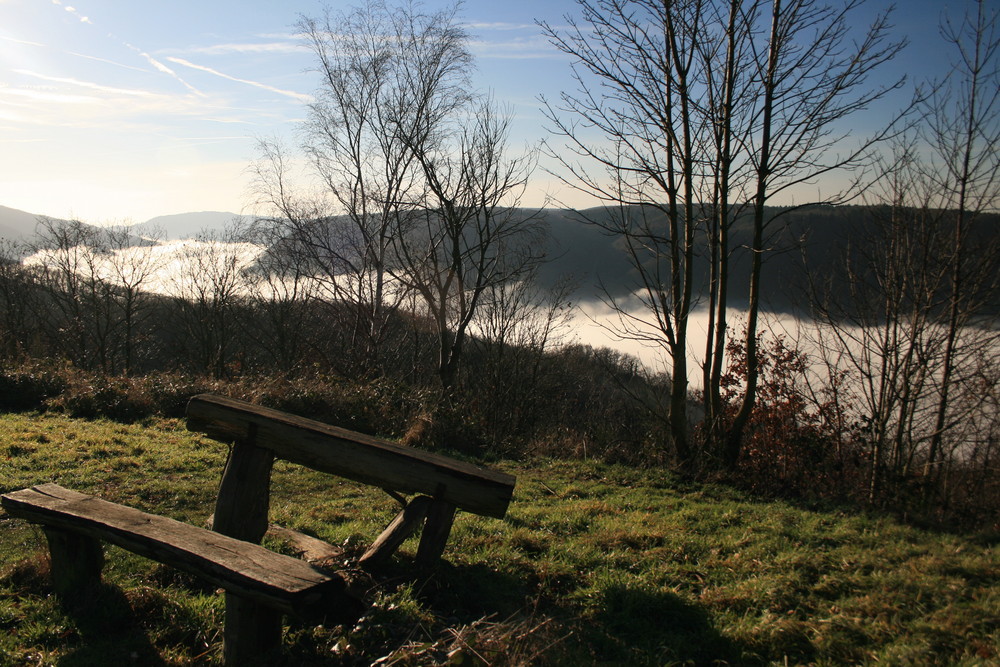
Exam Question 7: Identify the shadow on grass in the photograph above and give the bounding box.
[1,558,191,666]
[53,582,171,667]
[379,560,534,619]
[591,583,753,665]
[374,559,755,665]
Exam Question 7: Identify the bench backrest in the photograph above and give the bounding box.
[185,394,516,519]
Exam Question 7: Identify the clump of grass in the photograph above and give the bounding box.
[1,414,997,665]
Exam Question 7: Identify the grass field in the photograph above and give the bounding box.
[1,412,997,665]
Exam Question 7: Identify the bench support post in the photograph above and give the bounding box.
[359,496,432,567]
[214,435,274,544]
[416,500,456,565]
[223,593,283,666]
[43,527,104,597]
[213,434,280,664]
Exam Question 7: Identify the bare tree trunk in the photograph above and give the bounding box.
[543,0,905,473]
[724,0,780,469]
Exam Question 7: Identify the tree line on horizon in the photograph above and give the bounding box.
[0,0,998,528]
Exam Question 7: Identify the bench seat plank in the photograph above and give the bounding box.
[1,483,354,618]
[186,394,516,518]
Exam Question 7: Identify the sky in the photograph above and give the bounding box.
[0,0,969,224]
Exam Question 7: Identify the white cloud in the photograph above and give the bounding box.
[123,43,203,95]
[469,36,564,60]
[45,0,200,93]
[62,4,92,24]
[181,41,307,56]
[255,32,302,40]
[166,57,312,102]
[0,109,32,124]
[463,21,538,31]
[3,87,101,105]
[0,36,46,47]
[14,69,161,98]
[0,70,224,130]
[68,51,149,73]
[0,132,45,143]
[204,118,257,125]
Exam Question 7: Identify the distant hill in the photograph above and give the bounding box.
[131,211,248,241]
[6,202,997,315]
[0,205,58,244]
[0,206,247,244]
[533,208,633,297]
[0,205,144,255]
[533,204,1000,314]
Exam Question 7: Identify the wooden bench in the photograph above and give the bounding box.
[1,483,362,664]
[184,394,517,566]
[2,393,516,664]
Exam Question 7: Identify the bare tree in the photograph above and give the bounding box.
[919,0,1000,502]
[722,0,908,468]
[171,227,249,378]
[540,0,717,465]
[394,99,542,391]
[806,0,1000,508]
[29,219,164,374]
[254,0,543,395]
[101,225,163,374]
[699,0,758,449]
[252,0,473,378]
[0,239,40,361]
[473,271,576,446]
[809,153,956,503]
[242,220,323,376]
[541,0,906,468]
[29,218,109,371]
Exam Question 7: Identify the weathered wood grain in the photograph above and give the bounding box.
[213,438,273,545]
[359,495,432,567]
[43,526,103,596]
[204,518,346,565]
[265,524,344,564]
[210,435,282,666]
[416,499,457,565]
[186,394,515,519]
[1,483,359,619]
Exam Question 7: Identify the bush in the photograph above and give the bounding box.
[0,363,68,411]
[717,331,865,502]
[250,375,425,439]
[45,374,156,422]
[141,374,219,418]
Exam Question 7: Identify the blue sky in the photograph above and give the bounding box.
[0,0,965,223]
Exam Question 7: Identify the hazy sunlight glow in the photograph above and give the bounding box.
[0,0,955,223]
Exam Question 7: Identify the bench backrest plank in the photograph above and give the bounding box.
[186,394,515,519]
[1,483,351,617]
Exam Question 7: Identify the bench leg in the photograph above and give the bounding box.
[223,593,282,666]
[42,527,104,597]
[214,440,274,544]
[359,495,432,567]
[416,500,456,565]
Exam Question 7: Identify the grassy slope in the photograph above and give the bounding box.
[0,413,997,666]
